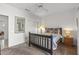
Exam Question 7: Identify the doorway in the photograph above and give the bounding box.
[0,15,8,49]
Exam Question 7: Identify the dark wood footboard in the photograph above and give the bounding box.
[29,32,53,55]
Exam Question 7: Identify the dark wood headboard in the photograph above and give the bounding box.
[45,28,62,35]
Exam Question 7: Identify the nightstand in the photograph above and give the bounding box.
[64,37,73,46]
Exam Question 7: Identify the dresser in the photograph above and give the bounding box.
[64,37,73,46]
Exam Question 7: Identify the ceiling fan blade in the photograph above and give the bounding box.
[25,8,31,12]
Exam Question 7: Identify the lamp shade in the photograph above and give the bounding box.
[64,28,73,37]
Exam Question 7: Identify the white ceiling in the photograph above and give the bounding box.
[7,3,79,17]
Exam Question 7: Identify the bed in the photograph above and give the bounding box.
[29,28,62,55]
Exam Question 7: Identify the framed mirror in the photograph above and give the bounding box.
[15,16,25,33]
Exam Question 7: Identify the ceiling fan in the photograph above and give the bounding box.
[36,3,48,11]
[25,3,48,16]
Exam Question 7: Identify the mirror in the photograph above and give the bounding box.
[15,16,25,33]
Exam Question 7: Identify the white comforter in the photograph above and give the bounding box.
[52,34,62,50]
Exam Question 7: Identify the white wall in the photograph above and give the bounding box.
[75,10,79,55]
[41,10,76,29]
[24,12,41,42]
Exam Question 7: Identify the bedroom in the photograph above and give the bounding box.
[0,3,78,55]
